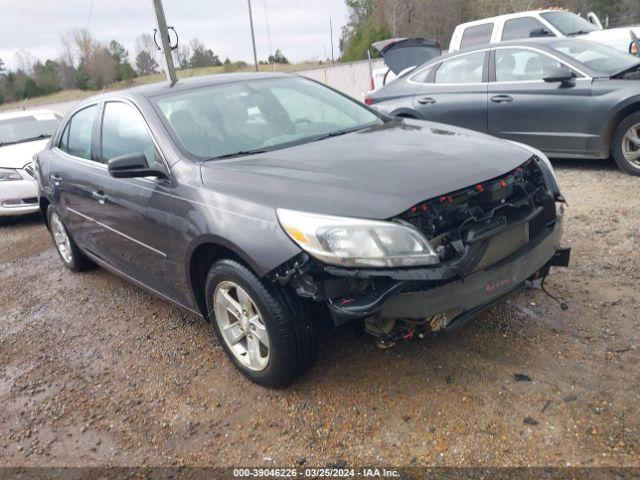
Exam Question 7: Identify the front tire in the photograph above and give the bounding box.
[612,112,640,176]
[47,206,93,272]
[205,259,317,388]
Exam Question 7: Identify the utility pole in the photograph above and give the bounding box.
[247,0,259,72]
[329,18,335,64]
[151,0,177,86]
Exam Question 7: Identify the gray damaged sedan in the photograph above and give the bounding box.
[367,38,640,176]
[35,73,570,387]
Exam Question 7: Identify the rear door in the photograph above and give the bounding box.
[50,104,103,254]
[487,46,593,155]
[411,50,489,132]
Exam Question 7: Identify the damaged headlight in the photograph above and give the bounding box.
[277,208,439,267]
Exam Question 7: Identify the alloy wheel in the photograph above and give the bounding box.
[213,280,270,371]
[50,213,73,264]
[622,123,640,167]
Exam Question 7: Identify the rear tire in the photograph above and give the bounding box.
[205,258,317,388]
[612,112,640,176]
[47,206,93,272]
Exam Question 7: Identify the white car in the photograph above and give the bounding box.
[449,9,640,54]
[0,109,61,221]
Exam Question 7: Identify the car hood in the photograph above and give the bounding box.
[585,26,640,43]
[200,120,533,219]
[0,139,49,169]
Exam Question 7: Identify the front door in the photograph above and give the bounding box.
[412,50,489,132]
[93,100,183,299]
[488,47,593,155]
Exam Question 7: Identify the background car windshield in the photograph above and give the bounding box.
[0,113,60,145]
[550,40,640,74]
[155,77,382,159]
[540,11,598,35]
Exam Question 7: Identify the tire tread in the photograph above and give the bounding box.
[205,259,317,387]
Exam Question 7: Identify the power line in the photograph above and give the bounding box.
[85,0,95,28]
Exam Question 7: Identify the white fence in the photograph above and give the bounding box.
[295,59,385,100]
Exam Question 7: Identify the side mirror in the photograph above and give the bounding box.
[543,66,576,86]
[107,152,168,179]
[529,27,553,38]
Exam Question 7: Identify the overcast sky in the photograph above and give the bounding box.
[0,0,348,70]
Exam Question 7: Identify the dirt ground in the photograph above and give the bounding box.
[1,158,639,469]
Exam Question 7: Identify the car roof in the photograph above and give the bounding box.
[436,36,562,60]
[0,108,60,121]
[391,37,609,83]
[455,9,564,28]
[417,36,596,66]
[82,71,293,104]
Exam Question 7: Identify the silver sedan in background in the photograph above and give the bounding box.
[367,38,640,176]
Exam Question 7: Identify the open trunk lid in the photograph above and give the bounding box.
[372,37,442,74]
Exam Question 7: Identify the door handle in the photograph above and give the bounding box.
[417,96,436,105]
[490,95,514,103]
[50,174,62,186]
[92,190,107,205]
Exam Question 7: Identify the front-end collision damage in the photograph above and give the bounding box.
[269,156,570,344]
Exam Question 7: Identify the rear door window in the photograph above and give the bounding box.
[502,17,554,41]
[435,52,485,84]
[64,105,97,160]
[460,23,494,49]
[58,122,70,152]
[410,66,434,83]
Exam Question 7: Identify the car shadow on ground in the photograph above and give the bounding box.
[550,156,619,172]
[0,212,43,228]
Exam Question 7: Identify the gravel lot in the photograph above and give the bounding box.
[1,158,639,468]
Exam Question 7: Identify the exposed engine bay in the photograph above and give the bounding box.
[270,156,570,346]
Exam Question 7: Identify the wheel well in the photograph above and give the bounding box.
[606,102,640,153]
[395,112,419,119]
[189,242,248,319]
[39,197,50,229]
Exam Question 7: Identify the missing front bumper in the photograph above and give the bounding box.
[327,218,568,326]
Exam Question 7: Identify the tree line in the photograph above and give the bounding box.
[340,0,640,61]
[0,29,289,105]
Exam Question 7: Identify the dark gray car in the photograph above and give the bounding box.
[35,73,569,387]
[367,38,640,176]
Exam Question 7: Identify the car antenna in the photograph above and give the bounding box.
[151,0,178,87]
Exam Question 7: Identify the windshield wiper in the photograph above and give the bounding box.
[312,126,369,143]
[3,134,53,147]
[567,30,592,36]
[209,149,268,160]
